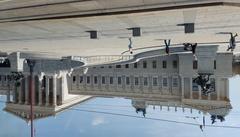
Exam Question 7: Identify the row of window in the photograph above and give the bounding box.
[109,60,178,69]
[73,76,179,87]
[95,60,215,70]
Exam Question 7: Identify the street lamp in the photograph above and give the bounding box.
[26,59,36,137]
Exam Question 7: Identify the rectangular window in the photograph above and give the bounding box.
[0,75,1,81]
[163,78,168,87]
[79,76,83,84]
[100,66,104,69]
[116,65,121,68]
[134,63,138,68]
[125,64,129,68]
[109,66,112,68]
[4,76,6,81]
[126,77,130,85]
[134,77,139,85]
[152,60,157,69]
[73,76,76,83]
[214,60,216,69]
[110,77,114,84]
[172,78,178,87]
[94,76,98,84]
[162,61,167,68]
[193,60,198,69]
[143,77,148,86]
[102,76,105,84]
[192,78,199,91]
[143,61,147,68]
[153,77,158,86]
[118,77,122,85]
[173,60,178,68]
[87,76,90,84]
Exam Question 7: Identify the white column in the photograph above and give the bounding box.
[24,76,29,104]
[52,75,57,106]
[181,77,184,99]
[45,76,49,106]
[60,77,65,104]
[226,78,230,99]
[198,85,202,100]
[38,79,42,105]
[216,78,220,100]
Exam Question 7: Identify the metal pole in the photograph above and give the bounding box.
[30,67,33,137]
[27,59,35,137]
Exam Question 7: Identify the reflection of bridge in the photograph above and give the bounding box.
[0,44,233,120]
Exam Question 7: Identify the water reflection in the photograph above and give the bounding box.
[0,44,240,136]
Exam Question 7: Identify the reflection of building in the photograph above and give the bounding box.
[70,45,233,103]
[0,52,91,120]
[0,45,233,120]
[131,98,231,118]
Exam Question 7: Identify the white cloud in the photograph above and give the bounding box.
[92,117,105,126]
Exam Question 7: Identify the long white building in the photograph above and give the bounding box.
[0,44,233,120]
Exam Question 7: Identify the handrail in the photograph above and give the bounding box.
[69,40,239,66]
[121,40,240,55]
[70,55,133,65]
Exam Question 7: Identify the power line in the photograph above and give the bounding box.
[69,108,240,129]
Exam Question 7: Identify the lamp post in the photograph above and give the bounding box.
[26,59,36,137]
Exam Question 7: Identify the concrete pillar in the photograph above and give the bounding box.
[190,77,193,99]
[216,78,220,100]
[7,83,11,103]
[52,75,57,106]
[225,78,230,99]
[18,80,22,104]
[24,76,29,104]
[61,77,65,103]
[139,76,143,92]
[45,76,49,106]
[38,79,42,105]
[13,84,17,103]
[181,77,184,99]
[198,85,202,100]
